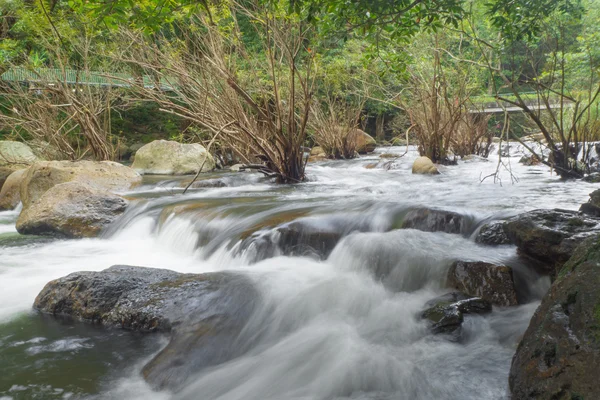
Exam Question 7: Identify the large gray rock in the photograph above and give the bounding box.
[132,140,215,175]
[402,208,474,235]
[34,265,259,391]
[447,261,518,306]
[20,160,141,209]
[412,156,439,175]
[16,182,128,238]
[509,235,600,399]
[579,189,600,217]
[0,168,27,210]
[476,209,600,276]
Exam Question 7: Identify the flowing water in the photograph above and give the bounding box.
[0,145,596,400]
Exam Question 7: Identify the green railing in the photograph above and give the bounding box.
[0,67,172,89]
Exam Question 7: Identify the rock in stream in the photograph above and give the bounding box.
[34,265,260,391]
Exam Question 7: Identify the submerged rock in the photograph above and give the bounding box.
[34,265,259,391]
[411,156,439,175]
[0,168,27,210]
[16,182,128,238]
[402,208,474,235]
[132,140,215,175]
[447,261,518,306]
[421,292,492,337]
[20,160,141,209]
[477,209,600,276]
[509,235,600,399]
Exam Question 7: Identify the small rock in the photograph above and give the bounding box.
[412,156,440,175]
[475,222,511,245]
[421,292,492,337]
[447,261,518,306]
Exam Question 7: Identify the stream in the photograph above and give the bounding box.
[0,145,596,400]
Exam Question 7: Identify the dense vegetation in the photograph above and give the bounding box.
[0,0,598,180]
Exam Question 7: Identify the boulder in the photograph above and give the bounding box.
[0,168,27,210]
[347,129,376,154]
[402,208,474,235]
[412,156,440,175]
[582,172,600,183]
[132,140,215,175]
[509,235,600,399]
[16,182,128,238]
[34,265,258,391]
[0,141,38,166]
[421,292,492,337]
[310,146,326,157]
[20,160,141,209]
[0,141,38,190]
[447,261,518,306]
[476,209,600,276]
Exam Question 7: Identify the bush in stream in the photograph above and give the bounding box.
[120,1,314,183]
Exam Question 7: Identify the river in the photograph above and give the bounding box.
[0,145,595,399]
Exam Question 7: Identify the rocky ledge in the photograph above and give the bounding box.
[34,265,259,391]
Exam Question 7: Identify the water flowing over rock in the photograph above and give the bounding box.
[19,160,141,209]
[447,261,518,306]
[477,209,600,276]
[0,168,27,210]
[421,292,492,337]
[34,265,259,391]
[402,207,474,235]
[132,140,215,175]
[16,182,128,238]
[509,235,600,399]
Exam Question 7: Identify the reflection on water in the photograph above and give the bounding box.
[0,146,593,399]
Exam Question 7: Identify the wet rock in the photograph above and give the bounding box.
[582,172,600,183]
[240,219,345,261]
[34,265,258,391]
[179,178,228,189]
[475,222,511,245]
[518,154,540,166]
[16,182,128,238]
[411,156,439,175]
[0,168,27,210]
[20,160,141,209]
[421,292,492,336]
[132,140,215,175]
[402,208,473,235]
[580,189,600,217]
[477,209,600,276]
[509,235,600,399]
[447,261,518,306]
[347,129,376,154]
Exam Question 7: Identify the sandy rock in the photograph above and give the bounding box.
[132,140,215,175]
[0,168,27,210]
[412,156,440,175]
